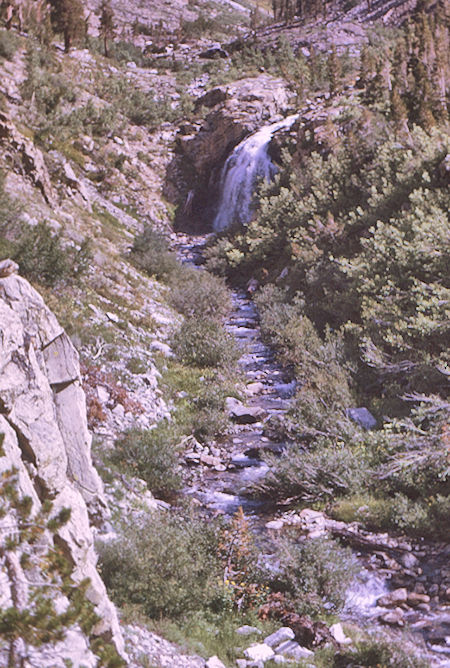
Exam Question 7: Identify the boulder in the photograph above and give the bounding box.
[377,588,408,608]
[225,397,265,424]
[381,607,405,626]
[264,627,295,647]
[244,643,275,662]
[274,640,313,660]
[329,623,352,645]
[346,407,377,430]
[206,656,227,668]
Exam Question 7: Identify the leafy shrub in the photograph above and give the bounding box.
[129,226,179,281]
[0,28,19,60]
[99,511,222,619]
[172,317,239,368]
[274,535,358,617]
[169,268,230,322]
[11,221,91,287]
[111,426,182,500]
[330,634,430,667]
[253,441,368,504]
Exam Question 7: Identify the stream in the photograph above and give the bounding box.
[172,117,450,665]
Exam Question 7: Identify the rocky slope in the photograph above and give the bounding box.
[0,260,124,665]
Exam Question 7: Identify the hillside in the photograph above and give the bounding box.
[0,0,449,666]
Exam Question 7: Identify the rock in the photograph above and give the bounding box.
[275,641,314,660]
[265,519,284,531]
[271,658,286,665]
[264,627,295,648]
[246,382,264,395]
[225,397,265,424]
[199,45,229,59]
[200,453,221,467]
[0,258,18,277]
[407,592,431,606]
[150,340,173,357]
[236,626,262,636]
[0,110,55,205]
[236,660,248,668]
[206,656,227,668]
[0,274,125,659]
[329,623,352,645]
[381,608,405,626]
[346,407,377,429]
[244,643,275,662]
[377,588,408,607]
[398,552,419,569]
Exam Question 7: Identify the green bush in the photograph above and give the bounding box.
[11,221,91,287]
[253,441,368,504]
[172,317,239,368]
[99,511,222,619]
[169,268,231,322]
[274,535,358,617]
[129,226,180,281]
[111,426,182,499]
[329,634,430,667]
[0,28,19,60]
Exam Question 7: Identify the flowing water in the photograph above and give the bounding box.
[213,114,299,232]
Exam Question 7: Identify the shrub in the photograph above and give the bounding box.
[11,221,91,287]
[168,268,231,322]
[111,426,182,500]
[274,535,358,617]
[98,511,222,619]
[172,317,239,368]
[253,441,368,504]
[129,226,179,281]
[0,28,19,60]
[330,634,430,667]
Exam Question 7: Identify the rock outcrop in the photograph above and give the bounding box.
[0,260,125,664]
[0,111,56,206]
[165,74,295,231]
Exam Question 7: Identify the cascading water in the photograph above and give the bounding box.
[213,114,299,232]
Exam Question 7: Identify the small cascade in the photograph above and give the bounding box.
[213,114,298,232]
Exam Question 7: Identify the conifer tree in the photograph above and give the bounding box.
[327,45,341,97]
[99,0,115,57]
[49,0,85,52]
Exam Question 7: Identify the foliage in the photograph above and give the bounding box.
[99,511,223,619]
[168,268,231,322]
[172,317,239,368]
[253,441,368,504]
[110,426,182,500]
[273,535,358,617]
[328,634,430,667]
[9,221,91,288]
[0,28,19,60]
[129,226,180,281]
[217,508,269,612]
[48,0,85,52]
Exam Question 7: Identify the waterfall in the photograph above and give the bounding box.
[213,114,299,232]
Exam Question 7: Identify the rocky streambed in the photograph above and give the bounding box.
[174,235,450,666]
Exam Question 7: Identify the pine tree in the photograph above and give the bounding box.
[99,0,115,57]
[49,0,85,53]
[327,45,341,97]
